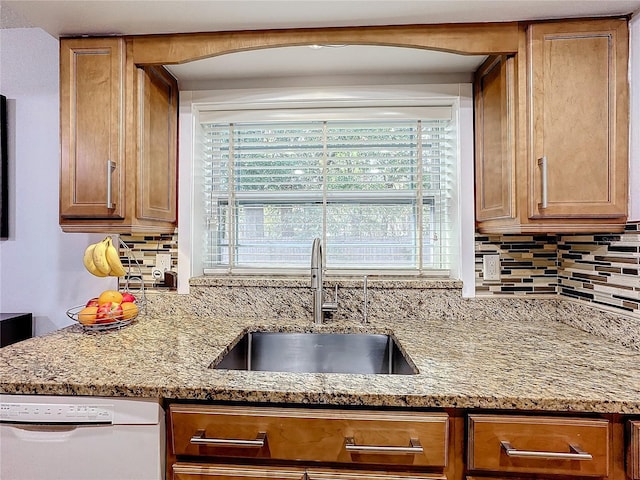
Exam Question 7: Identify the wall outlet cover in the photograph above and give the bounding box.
[483,254,501,281]
[155,253,172,272]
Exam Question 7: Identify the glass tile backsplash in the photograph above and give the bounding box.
[123,223,640,316]
[477,222,640,315]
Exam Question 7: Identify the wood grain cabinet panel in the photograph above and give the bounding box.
[474,55,516,222]
[172,464,306,480]
[59,38,178,233]
[137,65,178,223]
[475,18,629,233]
[630,421,640,480]
[169,405,448,468]
[172,464,446,480]
[59,38,125,220]
[467,415,609,477]
[527,19,628,221]
[307,469,446,480]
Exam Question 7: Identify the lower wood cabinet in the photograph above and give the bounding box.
[169,405,448,467]
[167,405,450,480]
[468,415,609,478]
[172,464,446,480]
[630,421,640,480]
[172,464,306,480]
[167,405,632,480]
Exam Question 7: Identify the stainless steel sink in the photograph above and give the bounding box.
[211,332,417,375]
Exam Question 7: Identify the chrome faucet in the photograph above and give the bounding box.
[311,238,338,324]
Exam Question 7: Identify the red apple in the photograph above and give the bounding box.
[86,297,99,308]
[121,292,136,304]
[96,302,123,323]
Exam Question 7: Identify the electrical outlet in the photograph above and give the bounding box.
[483,254,501,281]
[155,253,172,273]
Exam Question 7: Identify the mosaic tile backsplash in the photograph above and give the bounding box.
[118,232,178,291]
[122,223,640,317]
[476,222,640,316]
[475,234,558,295]
[558,223,640,313]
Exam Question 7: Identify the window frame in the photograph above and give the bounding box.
[177,84,476,296]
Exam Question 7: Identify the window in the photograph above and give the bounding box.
[199,104,458,276]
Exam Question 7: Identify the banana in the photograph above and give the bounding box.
[105,236,127,277]
[83,243,108,277]
[92,238,111,275]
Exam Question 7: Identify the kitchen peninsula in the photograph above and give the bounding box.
[2,279,640,480]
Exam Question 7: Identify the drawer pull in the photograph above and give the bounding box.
[500,441,593,461]
[190,430,266,448]
[345,437,423,454]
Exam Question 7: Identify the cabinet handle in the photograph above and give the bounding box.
[537,156,548,209]
[500,441,593,461]
[190,430,266,448]
[345,437,423,454]
[106,160,116,209]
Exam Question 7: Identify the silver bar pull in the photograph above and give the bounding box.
[500,441,593,461]
[537,156,548,209]
[106,160,116,209]
[345,437,423,454]
[190,430,266,448]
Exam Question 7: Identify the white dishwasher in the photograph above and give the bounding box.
[0,394,165,480]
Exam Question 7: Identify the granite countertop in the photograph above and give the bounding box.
[1,295,639,414]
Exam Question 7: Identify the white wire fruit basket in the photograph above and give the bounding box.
[67,237,146,332]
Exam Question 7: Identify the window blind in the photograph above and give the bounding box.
[200,111,457,275]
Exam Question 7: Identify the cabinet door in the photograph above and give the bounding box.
[137,65,178,222]
[527,19,628,220]
[474,55,516,222]
[60,38,125,219]
[631,421,640,480]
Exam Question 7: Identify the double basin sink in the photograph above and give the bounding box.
[211,331,417,375]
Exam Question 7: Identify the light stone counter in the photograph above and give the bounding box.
[0,281,639,414]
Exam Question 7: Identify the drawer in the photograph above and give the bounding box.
[306,469,446,480]
[172,464,305,480]
[172,464,446,480]
[468,415,609,477]
[169,405,448,467]
[630,421,640,480]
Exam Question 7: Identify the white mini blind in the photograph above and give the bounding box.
[201,109,457,274]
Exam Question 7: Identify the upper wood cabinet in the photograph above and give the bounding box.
[59,38,126,221]
[59,38,178,233]
[474,55,516,223]
[59,20,629,235]
[475,18,629,234]
[137,65,178,224]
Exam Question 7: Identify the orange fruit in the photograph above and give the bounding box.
[78,306,98,325]
[98,290,123,305]
[120,302,139,320]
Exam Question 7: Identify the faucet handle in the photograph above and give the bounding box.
[322,285,339,313]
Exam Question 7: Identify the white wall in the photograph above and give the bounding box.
[0,28,117,336]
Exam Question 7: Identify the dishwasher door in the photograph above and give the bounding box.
[0,395,164,480]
